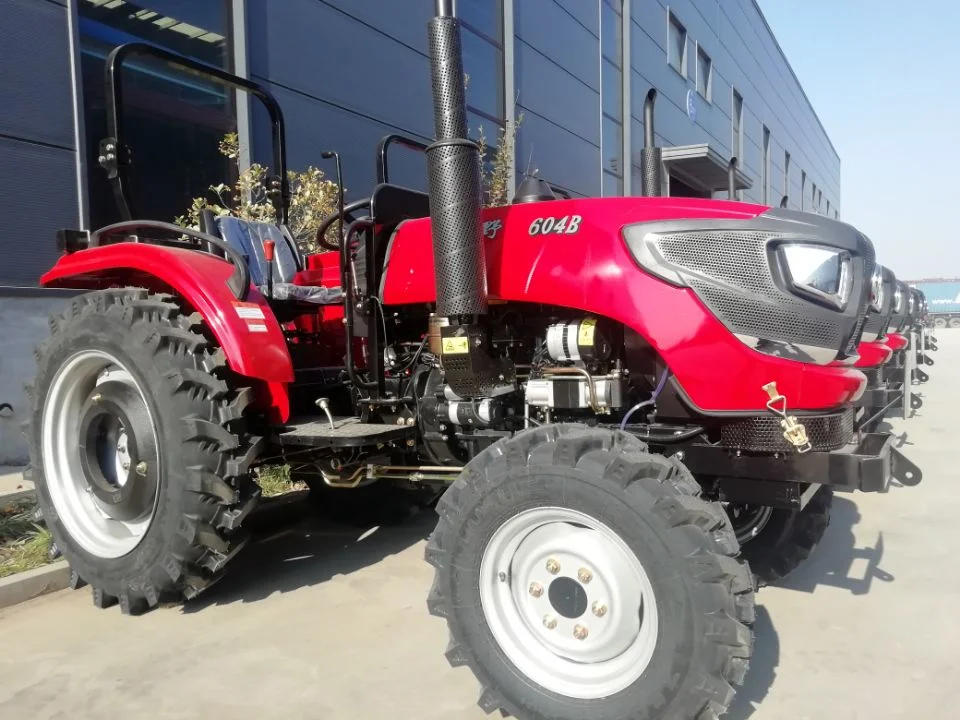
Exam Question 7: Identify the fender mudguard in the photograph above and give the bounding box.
[41,243,293,421]
[854,340,894,368]
[381,197,865,412]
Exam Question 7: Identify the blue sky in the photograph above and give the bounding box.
[757,0,959,280]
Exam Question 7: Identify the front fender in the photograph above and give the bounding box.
[42,243,293,419]
[854,341,894,368]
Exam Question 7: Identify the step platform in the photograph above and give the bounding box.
[274,415,415,449]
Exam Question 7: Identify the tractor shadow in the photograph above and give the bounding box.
[725,606,778,720]
[770,495,893,596]
[182,498,435,613]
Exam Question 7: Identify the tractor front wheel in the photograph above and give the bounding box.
[27,289,261,613]
[426,425,754,720]
[727,486,833,586]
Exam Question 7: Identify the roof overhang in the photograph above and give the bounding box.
[656,143,753,193]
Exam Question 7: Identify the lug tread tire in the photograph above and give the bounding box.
[426,424,754,720]
[27,289,260,614]
[740,487,833,586]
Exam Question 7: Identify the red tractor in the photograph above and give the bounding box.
[27,4,921,718]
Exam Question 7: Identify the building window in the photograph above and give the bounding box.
[826,199,831,216]
[762,126,770,204]
[801,170,806,210]
[817,188,823,211]
[812,183,817,212]
[784,151,791,202]
[732,89,743,161]
[668,11,687,76]
[696,45,712,101]
[461,0,505,155]
[601,0,624,196]
[78,0,235,229]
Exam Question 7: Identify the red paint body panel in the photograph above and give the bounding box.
[382,197,866,411]
[885,333,909,351]
[854,341,893,368]
[41,244,294,421]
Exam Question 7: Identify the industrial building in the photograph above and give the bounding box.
[0,0,840,462]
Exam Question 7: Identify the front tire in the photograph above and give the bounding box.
[728,486,833,586]
[27,289,262,613]
[426,425,754,719]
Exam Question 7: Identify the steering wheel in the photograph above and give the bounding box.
[316,197,371,251]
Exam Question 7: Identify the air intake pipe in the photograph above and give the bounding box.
[640,89,663,197]
[425,0,514,398]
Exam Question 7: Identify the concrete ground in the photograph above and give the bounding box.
[1,333,957,720]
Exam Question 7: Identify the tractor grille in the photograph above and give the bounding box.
[654,230,856,356]
[719,407,855,453]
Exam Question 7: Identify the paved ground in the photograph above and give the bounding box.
[1,333,957,720]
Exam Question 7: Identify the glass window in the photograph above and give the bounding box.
[732,89,743,161]
[78,0,235,229]
[762,126,770,204]
[459,0,503,42]
[811,182,817,212]
[826,199,831,216]
[462,28,504,122]
[603,169,623,197]
[696,46,711,101]
[601,1,624,196]
[668,12,686,75]
[601,0,622,66]
[602,58,622,120]
[801,170,806,210]
[818,188,823,210]
[784,150,791,200]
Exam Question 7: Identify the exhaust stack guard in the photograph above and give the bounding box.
[426,0,514,398]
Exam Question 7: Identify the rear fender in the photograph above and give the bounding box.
[41,243,293,421]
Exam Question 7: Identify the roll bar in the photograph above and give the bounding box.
[102,43,290,225]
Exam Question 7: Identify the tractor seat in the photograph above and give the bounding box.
[215,216,343,304]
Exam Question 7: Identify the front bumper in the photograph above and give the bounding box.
[857,381,904,409]
[680,431,922,494]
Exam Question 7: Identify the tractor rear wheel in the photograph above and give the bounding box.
[426,425,754,720]
[728,486,833,586]
[27,289,261,613]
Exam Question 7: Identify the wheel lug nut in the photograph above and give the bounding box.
[592,601,607,618]
[573,624,588,640]
[529,582,543,598]
[578,568,593,584]
[543,614,557,630]
[545,558,560,575]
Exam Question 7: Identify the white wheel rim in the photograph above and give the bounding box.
[479,507,659,700]
[41,351,160,558]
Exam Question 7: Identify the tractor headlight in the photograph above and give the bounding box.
[908,293,916,315]
[868,266,885,312]
[778,244,853,311]
[892,287,903,313]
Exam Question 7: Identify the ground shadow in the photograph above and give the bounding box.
[771,495,894,596]
[725,605,779,720]
[183,500,436,613]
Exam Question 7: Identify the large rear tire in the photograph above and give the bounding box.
[426,425,754,720]
[27,289,262,613]
[728,486,833,586]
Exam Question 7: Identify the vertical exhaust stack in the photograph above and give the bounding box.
[640,89,663,197]
[426,0,514,398]
[426,0,487,321]
[728,157,738,200]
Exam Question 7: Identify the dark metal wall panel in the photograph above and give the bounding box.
[0,0,75,149]
[0,136,78,286]
[247,0,434,182]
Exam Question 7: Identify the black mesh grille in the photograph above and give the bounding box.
[639,146,662,197]
[720,408,855,453]
[654,230,844,350]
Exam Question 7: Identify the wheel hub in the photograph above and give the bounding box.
[727,503,774,545]
[77,380,158,521]
[479,507,659,699]
[41,351,161,559]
